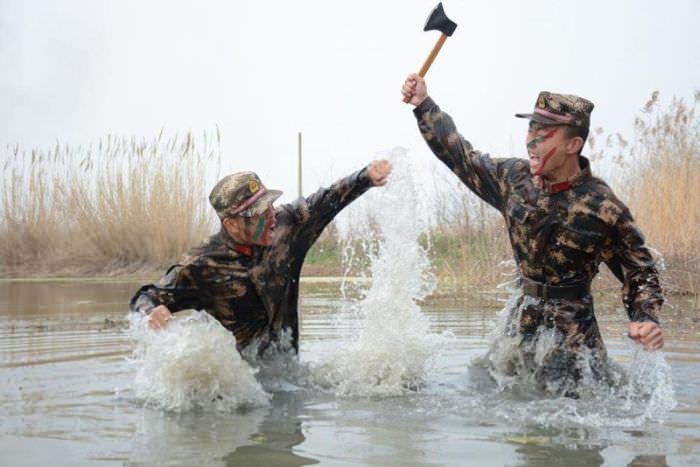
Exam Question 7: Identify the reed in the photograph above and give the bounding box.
[590,91,700,296]
[3,91,698,309]
[1,131,220,275]
[425,169,512,286]
[417,90,700,300]
[629,92,700,294]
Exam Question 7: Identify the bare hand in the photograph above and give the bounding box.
[401,73,428,106]
[629,321,664,350]
[367,160,392,186]
[148,305,173,330]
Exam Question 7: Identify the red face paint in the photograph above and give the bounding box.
[534,146,558,176]
[527,126,559,177]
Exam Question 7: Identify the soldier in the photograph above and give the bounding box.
[401,74,664,394]
[130,160,391,356]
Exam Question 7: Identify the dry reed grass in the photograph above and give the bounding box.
[590,91,700,299]
[3,90,698,309]
[631,93,700,299]
[1,131,220,275]
[426,170,513,286]
[305,90,700,309]
[417,90,700,303]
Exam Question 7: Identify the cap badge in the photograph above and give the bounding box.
[248,180,260,194]
[537,94,546,109]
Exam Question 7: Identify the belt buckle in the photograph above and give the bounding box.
[539,283,548,300]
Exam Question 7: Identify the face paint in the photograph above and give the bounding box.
[534,146,558,176]
[527,128,558,149]
[252,216,266,241]
[234,208,275,246]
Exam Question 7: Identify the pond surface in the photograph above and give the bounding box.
[1,279,699,466]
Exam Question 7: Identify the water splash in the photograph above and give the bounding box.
[310,147,450,397]
[127,311,270,412]
[468,290,676,429]
[624,336,676,421]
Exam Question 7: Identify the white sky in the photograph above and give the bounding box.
[2,0,699,202]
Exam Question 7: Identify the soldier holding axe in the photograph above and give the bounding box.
[401,3,664,395]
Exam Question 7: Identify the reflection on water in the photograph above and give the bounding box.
[1,279,700,466]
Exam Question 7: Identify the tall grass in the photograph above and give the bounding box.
[3,91,699,309]
[425,170,512,287]
[1,131,220,275]
[305,90,700,306]
[590,91,700,298]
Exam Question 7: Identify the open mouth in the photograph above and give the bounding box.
[266,225,277,239]
[528,146,557,175]
[528,153,541,167]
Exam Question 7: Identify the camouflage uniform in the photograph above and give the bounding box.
[130,167,373,355]
[413,93,663,392]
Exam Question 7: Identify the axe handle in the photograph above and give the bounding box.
[403,33,448,103]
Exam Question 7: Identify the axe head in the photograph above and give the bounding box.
[423,2,457,37]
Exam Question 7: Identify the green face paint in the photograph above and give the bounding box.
[252,216,266,241]
[527,127,558,149]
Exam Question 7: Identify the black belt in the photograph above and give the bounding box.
[521,278,590,300]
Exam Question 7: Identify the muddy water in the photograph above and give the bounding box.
[1,279,699,467]
[2,149,699,466]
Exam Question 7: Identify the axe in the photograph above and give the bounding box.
[403,2,458,103]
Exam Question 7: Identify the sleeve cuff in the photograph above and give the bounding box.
[356,166,372,188]
[129,293,159,314]
[412,96,436,119]
[630,309,660,325]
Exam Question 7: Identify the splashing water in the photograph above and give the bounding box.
[128,311,270,412]
[624,337,676,421]
[310,147,450,397]
[469,288,676,428]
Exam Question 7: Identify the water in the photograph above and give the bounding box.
[308,150,448,397]
[2,152,700,466]
[129,310,270,411]
[1,280,699,466]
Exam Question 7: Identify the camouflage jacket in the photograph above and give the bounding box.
[414,97,663,325]
[129,167,373,353]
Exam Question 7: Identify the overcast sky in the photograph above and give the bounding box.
[2,0,699,202]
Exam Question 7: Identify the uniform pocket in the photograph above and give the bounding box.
[506,199,536,224]
[205,273,249,299]
[556,225,604,254]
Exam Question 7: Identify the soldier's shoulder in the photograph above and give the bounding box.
[180,233,226,266]
[273,198,308,225]
[588,176,627,204]
[505,157,529,171]
[583,176,631,223]
[588,175,613,193]
[498,157,530,181]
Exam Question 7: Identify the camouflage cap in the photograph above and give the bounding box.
[515,91,594,128]
[209,171,282,219]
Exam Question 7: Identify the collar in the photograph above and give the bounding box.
[540,155,592,194]
[548,181,571,194]
[232,243,254,257]
[219,228,257,257]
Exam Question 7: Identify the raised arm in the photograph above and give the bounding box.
[403,73,509,211]
[277,160,391,245]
